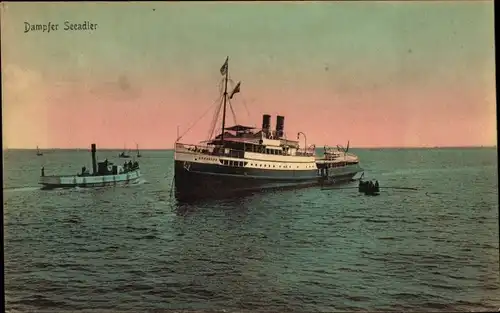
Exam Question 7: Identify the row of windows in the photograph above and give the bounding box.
[253,163,315,169]
[219,159,316,169]
[220,160,248,167]
[218,159,357,169]
[212,157,358,169]
[189,144,300,157]
[250,163,294,169]
[323,161,359,168]
[244,145,287,155]
[265,148,285,155]
[196,156,217,162]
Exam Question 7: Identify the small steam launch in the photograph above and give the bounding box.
[173,57,363,201]
[39,144,141,189]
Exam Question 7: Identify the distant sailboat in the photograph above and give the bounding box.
[36,146,43,156]
[136,144,142,158]
[118,145,130,158]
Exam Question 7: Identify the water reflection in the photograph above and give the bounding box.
[164,192,290,309]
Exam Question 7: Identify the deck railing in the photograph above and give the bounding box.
[175,142,315,158]
[175,143,242,158]
[295,149,315,157]
[175,143,361,167]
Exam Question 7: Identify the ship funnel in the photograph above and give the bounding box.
[262,114,271,134]
[276,115,285,138]
[91,144,97,175]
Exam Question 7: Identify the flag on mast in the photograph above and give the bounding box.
[229,81,241,99]
[220,57,228,76]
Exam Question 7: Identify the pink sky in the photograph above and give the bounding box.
[2,2,496,149]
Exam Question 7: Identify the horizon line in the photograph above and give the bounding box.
[3,145,497,151]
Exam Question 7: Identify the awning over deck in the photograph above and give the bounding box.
[203,137,261,146]
[224,124,256,132]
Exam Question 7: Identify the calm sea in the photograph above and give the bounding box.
[3,148,499,312]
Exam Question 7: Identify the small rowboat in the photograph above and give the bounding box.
[358,179,380,196]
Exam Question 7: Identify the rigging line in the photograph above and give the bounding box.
[177,94,223,141]
[208,91,225,140]
[212,78,225,120]
[208,79,237,140]
[228,74,250,121]
[180,77,225,141]
[208,76,231,137]
[241,98,251,121]
[228,99,238,125]
[208,117,218,141]
[217,78,225,94]
[211,77,226,114]
[207,103,219,140]
[228,78,243,125]
[207,96,224,140]
[205,75,241,139]
[209,93,223,127]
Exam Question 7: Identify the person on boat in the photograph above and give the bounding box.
[41,167,45,177]
[358,180,364,192]
[133,161,139,169]
[124,162,129,171]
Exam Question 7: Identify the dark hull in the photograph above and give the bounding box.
[358,180,380,196]
[174,160,361,202]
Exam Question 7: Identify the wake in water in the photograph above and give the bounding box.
[130,178,149,186]
[3,186,40,193]
[63,179,149,191]
[3,178,149,194]
[378,165,489,177]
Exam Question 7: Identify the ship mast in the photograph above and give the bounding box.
[220,56,229,145]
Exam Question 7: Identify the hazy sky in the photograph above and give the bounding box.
[1,1,496,149]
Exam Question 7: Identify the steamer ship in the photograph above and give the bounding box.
[173,57,363,201]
